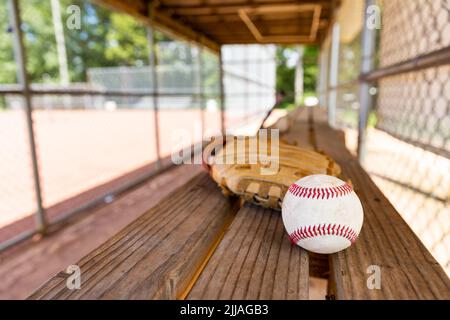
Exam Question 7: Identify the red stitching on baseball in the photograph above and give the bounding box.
[288,223,358,244]
[288,183,353,199]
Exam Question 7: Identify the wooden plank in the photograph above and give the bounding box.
[185,15,328,25]
[279,107,314,150]
[158,1,333,15]
[308,108,350,162]
[188,108,314,299]
[216,38,320,45]
[284,107,330,279]
[29,172,237,300]
[187,204,309,299]
[281,123,314,150]
[0,164,203,299]
[153,9,221,52]
[310,108,450,299]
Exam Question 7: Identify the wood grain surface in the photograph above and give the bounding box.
[188,108,313,300]
[29,172,237,299]
[187,204,309,299]
[310,108,450,299]
[28,107,450,300]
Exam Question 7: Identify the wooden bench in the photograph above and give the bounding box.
[187,108,313,300]
[29,172,238,299]
[30,107,450,300]
[309,109,449,299]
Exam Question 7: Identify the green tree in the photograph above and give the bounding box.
[104,12,149,66]
[0,0,17,83]
[22,0,60,83]
[0,0,220,90]
[276,46,296,106]
[303,45,318,94]
[0,0,59,83]
[276,45,318,108]
[61,0,114,82]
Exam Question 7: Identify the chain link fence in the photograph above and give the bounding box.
[0,0,276,251]
[366,0,450,274]
[319,0,450,274]
[222,45,276,135]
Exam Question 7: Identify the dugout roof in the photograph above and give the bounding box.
[92,0,340,53]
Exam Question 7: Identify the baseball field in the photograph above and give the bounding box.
[0,109,224,229]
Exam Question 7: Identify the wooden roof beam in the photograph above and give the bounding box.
[153,8,221,52]
[189,20,329,29]
[91,0,336,46]
[179,13,330,22]
[158,0,332,12]
[238,3,322,43]
[91,0,220,53]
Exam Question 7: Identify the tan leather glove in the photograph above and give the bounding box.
[203,135,341,210]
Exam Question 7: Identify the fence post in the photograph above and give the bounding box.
[328,22,340,127]
[357,0,377,163]
[9,0,47,233]
[197,45,205,140]
[147,18,162,169]
[219,48,226,135]
[318,46,328,108]
[244,49,249,125]
[295,45,304,105]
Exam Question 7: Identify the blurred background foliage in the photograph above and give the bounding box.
[0,0,173,84]
[0,0,316,104]
[275,45,318,108]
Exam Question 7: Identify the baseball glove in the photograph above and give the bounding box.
[203,134,341,210]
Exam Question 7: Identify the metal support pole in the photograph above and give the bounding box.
[9,0,47,233]
[328,22,340,127]
[51,0,69,85]
[295,45,304,105]
[361,46,450,82]
[244,50,249,125]
[357,0,377,163]
[147,24,162,169]
[197,45,205,140]
[218,48,226,135]
[318,47,328,108]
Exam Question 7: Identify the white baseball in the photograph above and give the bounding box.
[282,174,364,254]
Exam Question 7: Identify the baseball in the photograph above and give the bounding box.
[282,174,364,254]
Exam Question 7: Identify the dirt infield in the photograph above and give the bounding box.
[0,109,225,229]
[0,108,262,230]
